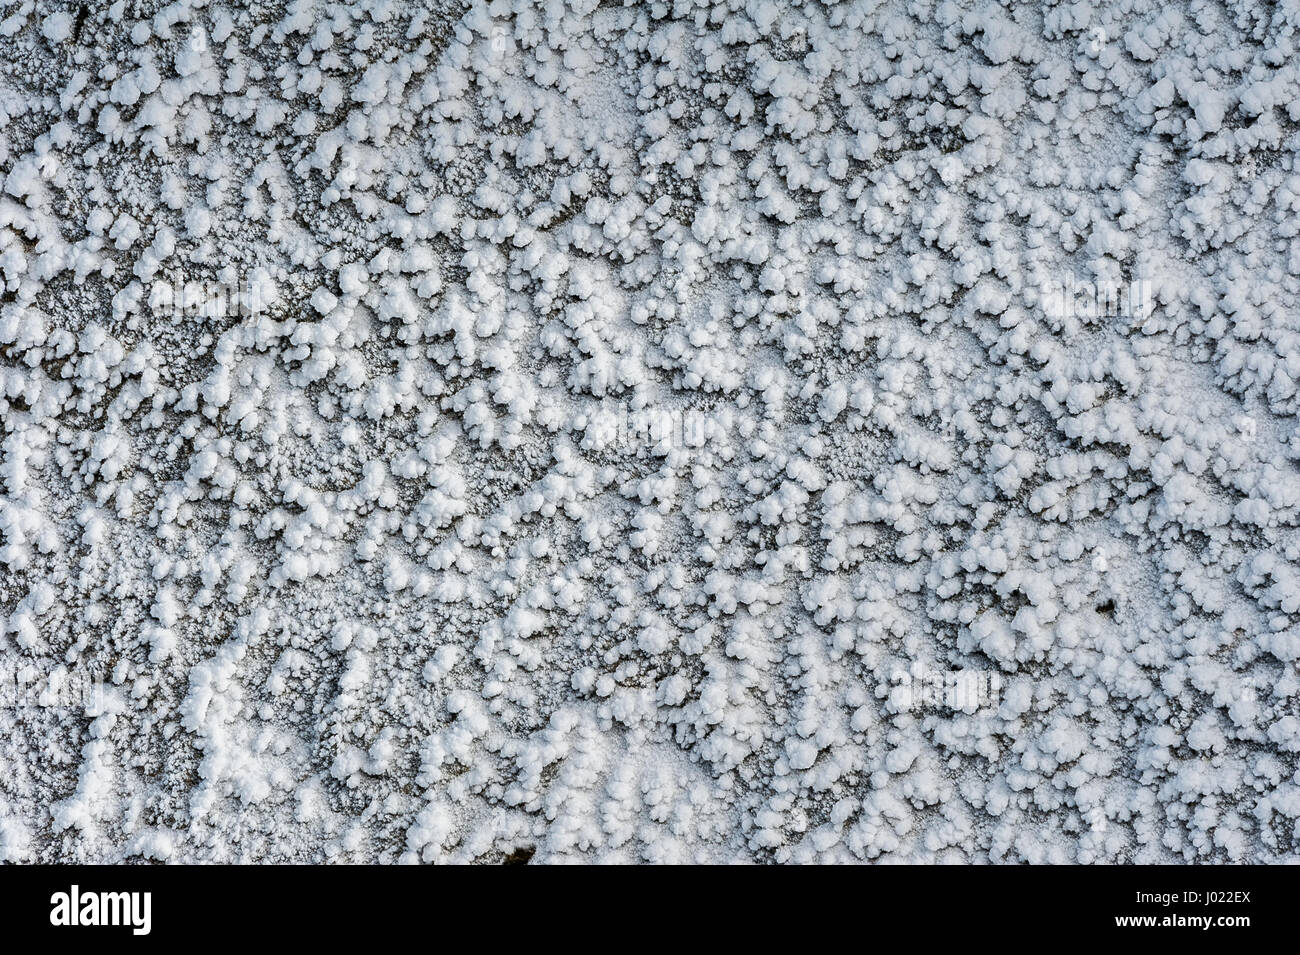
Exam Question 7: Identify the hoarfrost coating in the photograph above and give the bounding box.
[0,0,1298,865]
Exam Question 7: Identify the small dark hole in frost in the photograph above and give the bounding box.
[1096,599,1115,617]
[502,846,535,865]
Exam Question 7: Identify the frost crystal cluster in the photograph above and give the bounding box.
[1,0,1299,864]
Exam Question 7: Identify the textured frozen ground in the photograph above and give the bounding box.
[0,0,1299,864]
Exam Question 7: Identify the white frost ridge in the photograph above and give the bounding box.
[0,0,1298,864]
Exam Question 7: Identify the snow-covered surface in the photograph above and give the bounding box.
[1,0,1298,864]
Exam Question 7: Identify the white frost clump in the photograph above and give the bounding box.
[0,0,1297,865]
